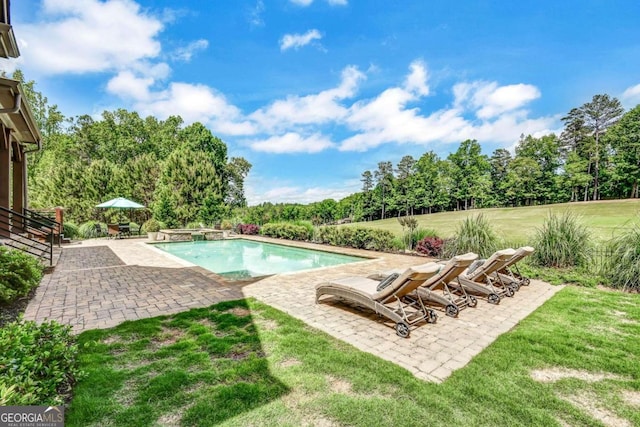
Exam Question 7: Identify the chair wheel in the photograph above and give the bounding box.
[488,293,500,304]
[506,286,515,297]
[395,322,410,338]
[468,295,478,307]
[445,304,459,318]
[510,281,520,291]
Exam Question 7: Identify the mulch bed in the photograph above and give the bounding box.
[0,287,37,327]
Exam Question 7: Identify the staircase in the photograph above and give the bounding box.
[0,206,62,267]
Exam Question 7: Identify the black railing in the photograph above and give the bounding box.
[0,206,57,265]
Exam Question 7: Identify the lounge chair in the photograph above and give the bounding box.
[316,263,441,338]
[494,246,535,288]
[415,252,479,318]
[454,248,518,304]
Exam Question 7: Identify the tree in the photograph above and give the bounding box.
[374,161,394,219]
[489,148,512,206]
[395,155,417,216]
[448,140,491,210]
[605,105,640,198]
[225,157,252,208]
[515,134,562,204]
[576,94,624,200]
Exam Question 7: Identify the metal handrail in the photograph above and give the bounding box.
[0,206,54,265]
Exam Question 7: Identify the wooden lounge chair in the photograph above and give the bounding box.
[107,223,121,239]
[494,246,535,288]
[454,248,518,304]
[316,263,441,338]
[415,252,479,318]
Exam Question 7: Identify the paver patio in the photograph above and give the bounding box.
[24,235,563,382]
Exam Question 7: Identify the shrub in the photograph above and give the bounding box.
[532,212,591,268]
[63,222,79,239]
[78,221,105,239]
[260,222,311,241]
[602,223,640,291]
[238,224,260,235]
[416,236,445,257]
[142,218,161,233]
[411,228,438,249]
[220,219,233,230]
[0,247,43,304]
[446,214,499,258]
[315,226,395,252]
[0,318,83,405]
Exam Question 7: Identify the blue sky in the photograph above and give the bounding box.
[3,0,640,205]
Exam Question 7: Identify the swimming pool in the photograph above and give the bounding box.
[153,239,366,279]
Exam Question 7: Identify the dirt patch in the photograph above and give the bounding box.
[621,390,640,407]
[326,375,353,395]
[152,327,186,346]
[611,310,627,317]
[563,392,631,427]
[531,368,624,383]
[302,416,340,427]
[197,318,217,329]
[226,307,251,317]
[156,404,193,427]
[102,336,123,345]
[255,318,279,331]
[279,358,302,368]
[115,378,138,406]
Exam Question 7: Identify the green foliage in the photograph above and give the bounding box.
[532,212,592,268]
[0,247,43,304]
[0,318,83,405]
[142,218,161,233]
[446,214,499,258]
[602,222,640,291]
[315,226,395,251]
[260,222,312,241]
[220,219,233,230]
[78,221,105,239]
[63,221,79,239]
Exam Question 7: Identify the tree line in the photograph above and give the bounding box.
[241,94,639,225]
[14,71,251,226]
[14,69,640,227]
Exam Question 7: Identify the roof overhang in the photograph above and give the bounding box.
[0,77,42,148]
[0,1,19,58]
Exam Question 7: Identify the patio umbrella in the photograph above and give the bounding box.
[96,197,145,209]
[96,197,145,222]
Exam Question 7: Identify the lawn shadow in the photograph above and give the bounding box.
[66,299,289,427]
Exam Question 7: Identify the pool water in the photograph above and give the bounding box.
[153,239,366,279]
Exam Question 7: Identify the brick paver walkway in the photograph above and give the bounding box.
[24,236,563,382]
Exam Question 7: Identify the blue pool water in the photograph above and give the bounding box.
[153,239,366,279]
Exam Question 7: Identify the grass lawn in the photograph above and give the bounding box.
[67,288,640,427]
[349,199,640,242]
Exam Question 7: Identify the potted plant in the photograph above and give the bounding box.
[143,218,161,241]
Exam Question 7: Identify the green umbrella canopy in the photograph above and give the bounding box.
[96,197,145,209]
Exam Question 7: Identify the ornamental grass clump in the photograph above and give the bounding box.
[602,223,640,291]
[447,214,499,258]
[532,212,591,268]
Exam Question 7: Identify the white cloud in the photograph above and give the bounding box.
[454,81,541,119]
[170,39,209,62]
[280,29,322,51]
[246,181,355,205]
[250,65,364,131]
[20,0,163,74]
[403,60,430,96]
[248,132,334,153]
[248,0,265,27]
[106,71,154,101]
[621,83,640,108]
[288,0,347,6]
[131,81,255,135]
[338,63,554,152]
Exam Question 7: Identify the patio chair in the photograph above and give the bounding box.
[494,246,535,288]
[119,223,131,238]
[414,252,479,318]
[107,223,121,239]
[316,262,441,338]
[94,223,105,237]
[453,248,518,304]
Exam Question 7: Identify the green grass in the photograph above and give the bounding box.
[350,199,640,242]
[67,290,640,427]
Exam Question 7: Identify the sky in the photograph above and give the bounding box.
[2,0,640,205]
